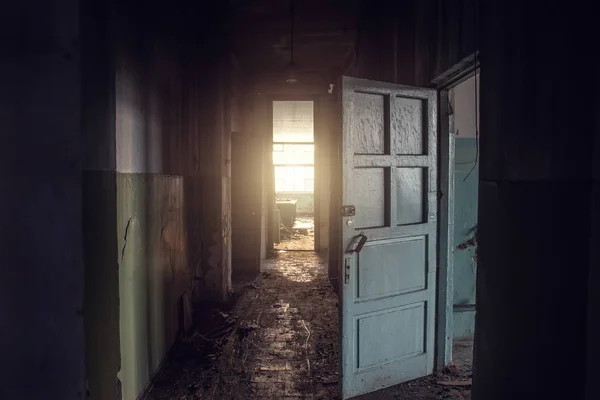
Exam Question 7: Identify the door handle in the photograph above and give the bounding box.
[345,232,368,255]
[344,233,367,284]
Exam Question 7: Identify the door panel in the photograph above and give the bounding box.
[353,168,387,229]
[340,77,437,399]
[356,237,427,300]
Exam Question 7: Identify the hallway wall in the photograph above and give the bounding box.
[81,1,120,399]
[114,9,235,400]
[350,0,477,87]
[0,0,85,399]
[317,97,334,252]
[82,1,238,398]
[472,1,598,399]
[113,17,189,399]
[586,100,600,400]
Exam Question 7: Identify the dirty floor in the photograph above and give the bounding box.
[147,252,473,400]
[274,216,315,251]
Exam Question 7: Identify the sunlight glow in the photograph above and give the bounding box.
[272,101,315,194]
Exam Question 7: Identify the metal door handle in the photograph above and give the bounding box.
[345,232,368,254]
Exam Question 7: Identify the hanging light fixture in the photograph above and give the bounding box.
[285,0,298,83]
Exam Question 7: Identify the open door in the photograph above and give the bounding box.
[339,77,438,398]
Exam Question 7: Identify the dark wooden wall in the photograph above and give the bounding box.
[350,0,478,86]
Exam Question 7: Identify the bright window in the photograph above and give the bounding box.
[273,101,314,142]
[272,143,314,165]
[273,101,315,193]
[275,166,314,192]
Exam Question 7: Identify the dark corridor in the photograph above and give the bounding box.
[3,0,599,399]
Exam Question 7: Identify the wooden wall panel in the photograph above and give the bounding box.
[352,0,478,87]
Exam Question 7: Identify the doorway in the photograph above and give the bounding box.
[437,69,480,386]
[450,72,479,342]
[272,100,316,251]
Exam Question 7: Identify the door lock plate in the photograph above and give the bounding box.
[344,258,351,284]
[341,205,356,217]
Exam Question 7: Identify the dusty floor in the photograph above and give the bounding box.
[147,252,473,400]
[274,216,315,251]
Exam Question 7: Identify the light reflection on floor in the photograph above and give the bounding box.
[246,252,338,399]
[274,216,315,251]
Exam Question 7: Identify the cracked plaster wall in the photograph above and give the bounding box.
[113,23,231,400]
[111,11,199,398]
[81,1,237,399]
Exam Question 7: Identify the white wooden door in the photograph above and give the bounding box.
[340,76,438,399]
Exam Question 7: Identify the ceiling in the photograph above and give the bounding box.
[229,0,362,84]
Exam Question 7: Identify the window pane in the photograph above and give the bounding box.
[273,101,314,142]
[305,179,314,192]
[274,166,314,193]
[272,143,314,165]
[284,177,294,192]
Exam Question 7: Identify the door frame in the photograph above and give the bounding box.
[434,58,479,369]
[266,94,321,254]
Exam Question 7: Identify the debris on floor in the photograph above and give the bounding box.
[146,299,248,400]
[146,252,474,400]
[147,252,337,400]
[275,216,315,251]
[443,364,461,376]
[354,340,474,400]
[436,379,472,387]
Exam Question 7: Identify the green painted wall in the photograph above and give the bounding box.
[117,173,193,399]
[453,138,478,339]
[81,2,236,398]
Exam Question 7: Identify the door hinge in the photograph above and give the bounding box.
[437,191,444,200]
[344,258,351,284]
